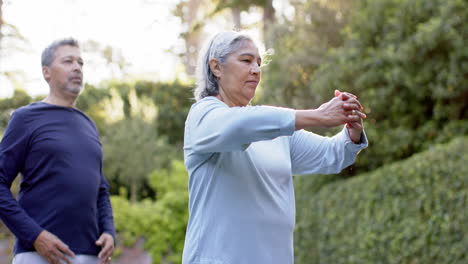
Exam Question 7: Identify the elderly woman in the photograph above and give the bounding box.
[182,31,368,264]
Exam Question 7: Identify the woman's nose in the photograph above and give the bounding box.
[251,63,260,74]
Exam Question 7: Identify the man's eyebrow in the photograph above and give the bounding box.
[61,55,83,61]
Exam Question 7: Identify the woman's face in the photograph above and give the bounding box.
[213,40,262,107]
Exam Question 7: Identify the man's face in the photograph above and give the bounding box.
[43,45,84,96]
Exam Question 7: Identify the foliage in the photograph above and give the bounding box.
[260,0,352,107]
[210,0,266,13]
[0,89,32,129]
[77,80,193,146]
[102,117,171,201]
[112,160,189,264]
[294,136,468,263]
[81,40,130,79]
[262,0,468,175]
[100,88,173,202]
[133,80,193,146]
[0,0,29,89]
[76,80,193,201]
[75,84,113,132]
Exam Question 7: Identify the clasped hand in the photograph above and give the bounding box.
[317,90,366,143]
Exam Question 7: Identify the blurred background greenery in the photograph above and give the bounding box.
[0,0,467,263]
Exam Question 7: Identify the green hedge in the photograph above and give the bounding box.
[295,137,468,264]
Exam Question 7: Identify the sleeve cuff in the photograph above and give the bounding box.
[24,226,44,249]
[342,127,368,152]
[102,230,116,241]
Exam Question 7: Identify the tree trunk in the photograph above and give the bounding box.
[231,7,242,30]
[182,0,203,76]
[0,0,4,45]
[130,182,138,203]
[263,0,275,48]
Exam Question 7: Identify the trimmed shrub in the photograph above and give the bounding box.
[295,137,468,263]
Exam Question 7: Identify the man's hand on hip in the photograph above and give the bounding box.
[96,232,114,264]
[33,230,75,264]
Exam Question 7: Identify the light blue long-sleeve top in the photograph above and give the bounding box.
[182,96,368,264]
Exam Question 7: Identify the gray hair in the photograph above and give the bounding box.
[194,31,254,101]
[41,38,80,67]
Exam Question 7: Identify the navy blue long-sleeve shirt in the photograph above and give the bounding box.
[0,102,115,255]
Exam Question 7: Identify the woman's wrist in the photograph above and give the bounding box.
[295,109,322,130]
[347,126,363,144]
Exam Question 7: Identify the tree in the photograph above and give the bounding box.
[0,0,29,93]
[1,0,3,44]
[0,89,32,128]
[81,40,130,80]
[309,0,468,172]
[262,0,468,176]
[76,80,193,201]
[262,0,275,45]
[210,0,276,45]
[0,0,27,55]
[173,0,204,76]
[261,0,353,108]
[100,88,173,202]
[134,80,193,146]
[172,0,277,77]
[78,80,193,146]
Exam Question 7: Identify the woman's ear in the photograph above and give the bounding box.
[209,58,221,78]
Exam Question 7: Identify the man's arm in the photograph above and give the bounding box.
[96,170,115,239]
[0,110,44,248]
[96,168,115,264]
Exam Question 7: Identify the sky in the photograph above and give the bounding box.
[0,0,294,98]
[0,0,183,97]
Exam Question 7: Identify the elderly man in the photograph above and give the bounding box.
[0,38,115,264]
